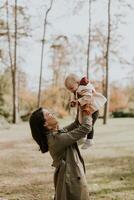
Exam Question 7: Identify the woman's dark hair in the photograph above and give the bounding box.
[29,107,49,153]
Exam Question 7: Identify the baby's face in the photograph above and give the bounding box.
[67,82,79,93]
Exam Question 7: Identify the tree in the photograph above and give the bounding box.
[86,0,92,78]
[103,0,111,124]
[126,77,134,113]
[0,67,36,119]
[5,0,18,123]
[13,0,18,123]
[0,68,12,118]
[103,0,133,123]
[5,0,30,123]
[110,84,128,112]
[37,0,54,108]
[50,35,70,86]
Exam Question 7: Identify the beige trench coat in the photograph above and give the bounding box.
[47,117,92,200]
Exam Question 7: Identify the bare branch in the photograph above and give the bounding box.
[86,0,92,78]
[37,0,55,108]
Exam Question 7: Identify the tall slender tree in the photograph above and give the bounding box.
[13,0,18,123]
[6,0,18,123]
[86,0,92,78]
[103,0,111,124]
[6,0,29,123]
[50,35,70,86]
[37,0,54,108]
[6,0,13,70]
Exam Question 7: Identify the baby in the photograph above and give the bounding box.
[65,74,107,149]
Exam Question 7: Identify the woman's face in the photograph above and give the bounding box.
[43,110,59,131]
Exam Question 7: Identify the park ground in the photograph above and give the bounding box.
[0,118,134,200]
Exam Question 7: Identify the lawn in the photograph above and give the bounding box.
[0,118,134,200]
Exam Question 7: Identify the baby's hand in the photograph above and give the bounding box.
[70,100,78,107]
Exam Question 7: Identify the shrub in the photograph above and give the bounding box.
[112,111,134,118]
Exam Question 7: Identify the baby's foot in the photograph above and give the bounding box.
[81,139,94,149]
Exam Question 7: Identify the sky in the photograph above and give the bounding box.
[2,0,134,89]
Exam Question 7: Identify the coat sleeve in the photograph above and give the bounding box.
[54,116,92,152]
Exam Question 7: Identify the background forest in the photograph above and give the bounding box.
[0,0,134,126]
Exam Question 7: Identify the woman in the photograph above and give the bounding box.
[29,107,92,200]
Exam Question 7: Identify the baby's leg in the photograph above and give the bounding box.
[87,110,99,139]
[81,110,99,149]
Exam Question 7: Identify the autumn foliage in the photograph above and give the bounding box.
[109,85,128,112]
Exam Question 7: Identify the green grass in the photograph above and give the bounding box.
[0,118,134,200]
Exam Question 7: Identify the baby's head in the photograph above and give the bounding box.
[65,74,80,93]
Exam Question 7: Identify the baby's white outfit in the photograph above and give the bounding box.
[75,83,107,124]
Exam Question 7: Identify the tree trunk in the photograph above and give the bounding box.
[37,0,54,108]
[6,0,18,123]
[12,0,18,123]
[86,0,92,79]
[6,0,13,70]
[103,0,111,124]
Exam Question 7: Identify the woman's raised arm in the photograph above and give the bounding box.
[51,115,92,153]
